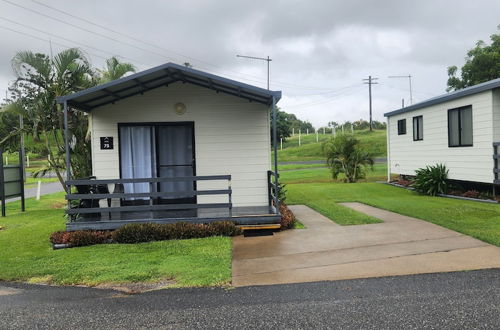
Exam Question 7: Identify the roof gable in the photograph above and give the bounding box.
[57,62,281,111]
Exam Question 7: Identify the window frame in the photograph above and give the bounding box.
[397,119,406,135]
[412,115,423,141]
[448,105,473,148]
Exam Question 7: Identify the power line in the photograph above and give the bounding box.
[0,16,152,68]
[285,85,365,109]
[0,24,106,61]
[28,0,342,91]
[3,0,354,93]
[1,0,175,62]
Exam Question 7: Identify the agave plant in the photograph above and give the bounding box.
[411,163,449,196]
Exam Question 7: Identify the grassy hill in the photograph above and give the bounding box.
[275,129,387,162]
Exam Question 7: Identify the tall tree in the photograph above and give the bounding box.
[2,49,136,190]
[4,48,94,188]
[98,56,136,83]
[447,26,500,91]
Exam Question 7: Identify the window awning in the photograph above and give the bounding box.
[57,62,281,111]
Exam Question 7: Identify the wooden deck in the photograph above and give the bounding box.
[65,173,281,231]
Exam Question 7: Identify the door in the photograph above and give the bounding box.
[119,122,196,205]
[156,123,196,204]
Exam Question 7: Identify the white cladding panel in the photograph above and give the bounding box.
[388,90,494,183]
[90,82,272,207]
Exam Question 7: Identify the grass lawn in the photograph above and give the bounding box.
[281,163,389,184]
[279,163,326,171]
[0,193,232,287]
[275,129,386,162]
[25,177,60,187]
[286,174,500,246]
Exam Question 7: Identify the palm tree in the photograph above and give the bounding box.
[98,57,136,83]
[6,48,94,188]
[323,133,374,183]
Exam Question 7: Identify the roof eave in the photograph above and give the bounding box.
[384,78,500,117]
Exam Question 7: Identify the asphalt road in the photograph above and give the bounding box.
[1,269,499,329]
[4,181,64,204]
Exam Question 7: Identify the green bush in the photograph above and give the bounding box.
[412,163,449,196]
[112,221,242,244]
[323,133,374,183]
[50,230,111,247]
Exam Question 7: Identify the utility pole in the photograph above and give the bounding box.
[388,74,413,105]
[236,54,272,90]
[363,76,378,131]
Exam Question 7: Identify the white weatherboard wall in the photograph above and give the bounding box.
[388,90,494,183]
[90,82,271,207]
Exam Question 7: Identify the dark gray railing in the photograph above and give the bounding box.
[267,170,280,213]
[65,175,232,222]
[494,142,500,184]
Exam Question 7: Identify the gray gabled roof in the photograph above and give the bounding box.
[384,77,500,117]
[57,62,281,111]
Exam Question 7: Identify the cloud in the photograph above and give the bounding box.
[0,0,499,127]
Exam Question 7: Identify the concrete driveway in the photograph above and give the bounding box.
[232,203,500,286]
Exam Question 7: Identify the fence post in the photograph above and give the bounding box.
[280,138,283,150]
[316,131,319,142]
[0,148,5,217]
[18,148,25,211]
[36,180,42,201]
[228,177,232,218]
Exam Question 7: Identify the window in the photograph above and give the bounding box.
[448,105,473,147]
[413,116,423,141]
[397,119,406,135]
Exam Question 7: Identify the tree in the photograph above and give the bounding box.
[323,133,374,183]
[447,26,500,91]
[98,56,136,83]
[274,108,293,142]
[2,49,136,190]
[4,48,94,188]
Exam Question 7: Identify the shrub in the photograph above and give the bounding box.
[323,133,374,183]
[67,231,111,247]
[112,221,241,244]
[396,179,412,187]
[462,190,480,199]
[279,203,296,230]
[111,223,165,243]
[209,221,243,237]
[411,163,449,196]
[50,230,111,247]
[50,231,72,244]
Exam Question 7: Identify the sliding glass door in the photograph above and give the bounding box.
[119,122,195,205]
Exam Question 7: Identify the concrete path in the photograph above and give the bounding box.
[232,203,500,287]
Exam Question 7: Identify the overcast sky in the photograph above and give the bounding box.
[1,0,499,127]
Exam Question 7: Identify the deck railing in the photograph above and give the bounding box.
[65,175,232,222]
[267,170,280,213]
[494,142,500,184]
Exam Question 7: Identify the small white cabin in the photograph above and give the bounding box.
[385,78,500,186]
[58,63,282,230]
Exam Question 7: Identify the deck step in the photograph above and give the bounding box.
[238,224,281,231]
